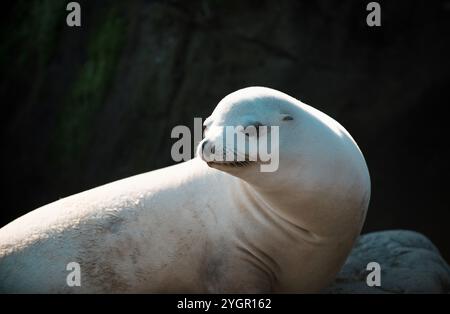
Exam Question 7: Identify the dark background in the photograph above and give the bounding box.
[0,0,449,261]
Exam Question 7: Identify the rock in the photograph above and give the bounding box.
[324,230,450,293]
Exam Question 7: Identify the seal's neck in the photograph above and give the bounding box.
[235,180,321,242]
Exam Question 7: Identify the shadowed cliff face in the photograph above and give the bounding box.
[0,0,449,260]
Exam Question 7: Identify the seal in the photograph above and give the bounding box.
[0,87,370,293]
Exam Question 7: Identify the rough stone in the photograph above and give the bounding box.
[325,230,450,293]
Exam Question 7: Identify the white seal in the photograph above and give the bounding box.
[0,87,370,293]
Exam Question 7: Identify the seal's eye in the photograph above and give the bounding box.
[282,115,293,121]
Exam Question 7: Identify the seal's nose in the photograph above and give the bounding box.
[201,140,215,159]
[201,140,208,152]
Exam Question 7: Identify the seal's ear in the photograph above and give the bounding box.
[281,114,294,121]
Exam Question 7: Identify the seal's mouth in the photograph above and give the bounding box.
[206,160,255,168]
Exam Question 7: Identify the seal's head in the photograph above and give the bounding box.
[197,86,370,200]
[197,87,304,189]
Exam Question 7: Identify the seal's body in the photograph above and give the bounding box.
[0,87,370,293]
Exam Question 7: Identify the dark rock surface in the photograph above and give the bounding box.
[325,230,450,293]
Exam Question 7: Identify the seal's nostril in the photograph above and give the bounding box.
[202,140,215,156]
[201,140,208,152]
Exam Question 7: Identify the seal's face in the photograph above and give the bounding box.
[197,87,297,180]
